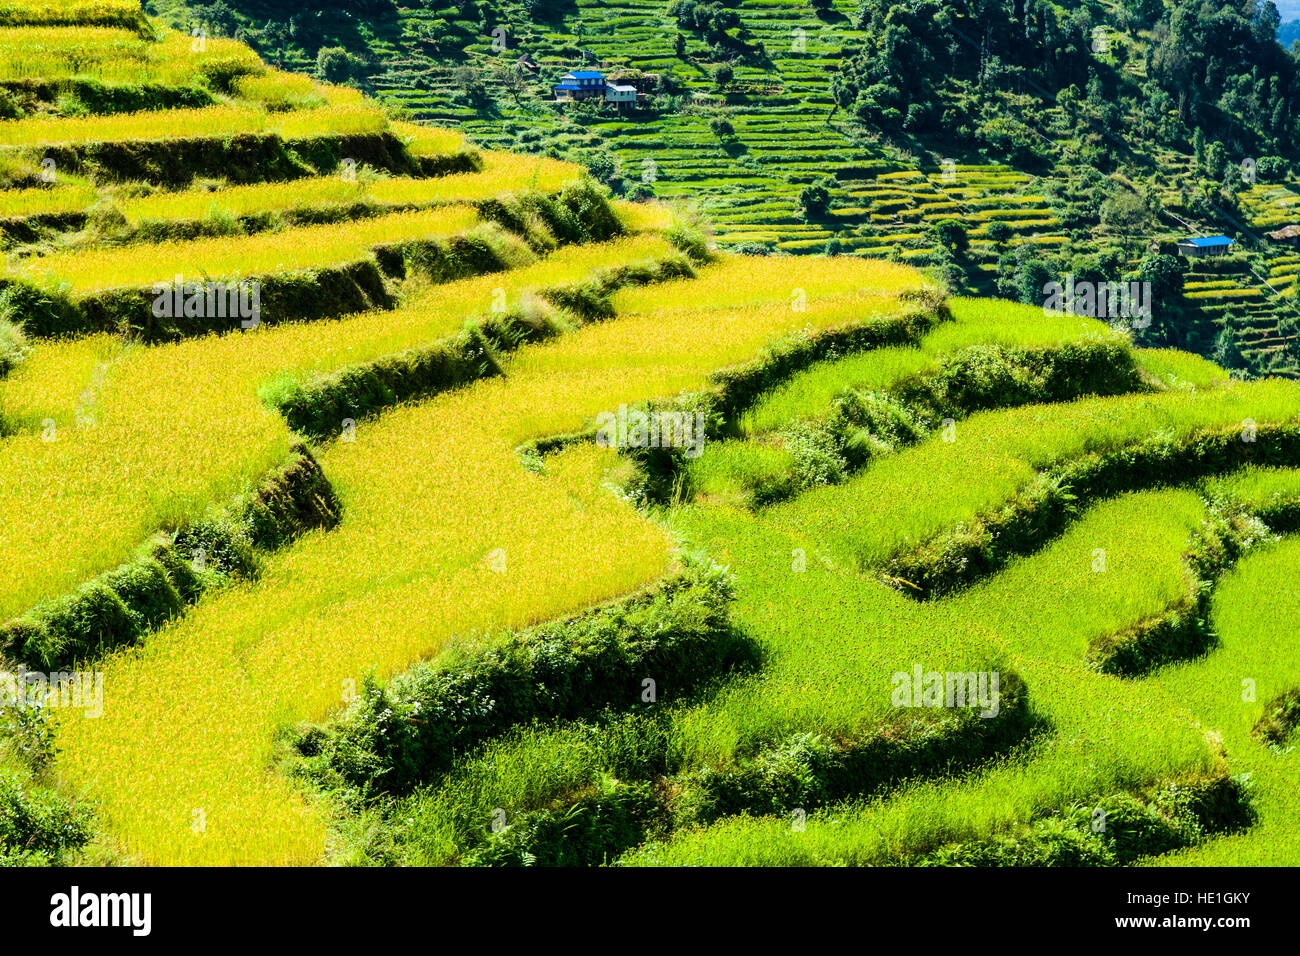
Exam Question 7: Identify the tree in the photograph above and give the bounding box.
[708,116,734,138]
[798,181,831,218]
[316,46,361,83]
[1016,258,1053,307]
[583,148,619,185]
[1205,141,1229,180]
[197,1,238,36]
[930,218,968,252]
[1118,251,1187,346]
[495,66,530,106]
[1133,252,1188,301]
[1257,156,1290,181]
[1100,190,1150,235]
[673,32,686,56]
[714,64,733,89]
[986,221,1012,246]
[262,19,294,66]
[925,243,965,290]
[1124,0,1163,28]
[451,65,489,104]
[1212,313,1248,370]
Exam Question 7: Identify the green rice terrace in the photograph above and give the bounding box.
[144,0,1300,379]
[147,0,1073,262]
[0,0,1298,872]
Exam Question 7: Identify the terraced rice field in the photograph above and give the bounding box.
[132,0,1300,378]
[335,0,1066,272]
[0,0,1298,879]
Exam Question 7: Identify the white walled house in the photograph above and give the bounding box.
[605,84,637,106]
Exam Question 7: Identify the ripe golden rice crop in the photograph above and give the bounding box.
[0,234,674,626]
[0,330,119,430]
[611,252,926,316]
[389,120,469,157]
[0,182,95,219]
[229,71,369,111]
[0,0,142,29]
[3,0,1298,878]
[112,152,580,226]
[10,204,481,290]
[0,26,263,84]
[231,70,326,110]
[0,102,387,148]
[613,199,674,233]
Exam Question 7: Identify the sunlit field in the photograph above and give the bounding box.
[113,153,580,226]
[1,0,1299,877]
[50,250,935,864]
[10,205,481,289]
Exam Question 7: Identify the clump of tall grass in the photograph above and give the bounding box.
[0,312,27,376]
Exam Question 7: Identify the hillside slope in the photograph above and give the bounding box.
[0,0,1297,869]
[146,0,1300,378]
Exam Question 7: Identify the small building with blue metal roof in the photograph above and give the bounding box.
[554,70,606,101]
[1176,235,1235,258]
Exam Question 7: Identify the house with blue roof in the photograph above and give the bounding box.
[1176,235,1235,258]
[554,70,606,102]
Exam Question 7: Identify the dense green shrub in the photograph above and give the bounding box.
[476,182,624,250]
[0,314,27,378]
[781,420,847,489]
[986,221,1013,244]
[34,130,438,189]
[834,389,928,468]
[895,339,1145,418]
[920,818,1115,866]
[798,182,831,218]
[676,670,1032,826]
[617,391,725,504]
[0,282,81,338]
[291,559,751,796]
[0,444,339,669]
[916,773,1252,867]
[398,232,513,283]
[930,218,968,252]
[68,258,392,341]
[1253,689,1300,746]
[0,769,94,866]
[267,305,555,440]
[461,782,660,867]
[317,46,365,83]
[47,79,215,115]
